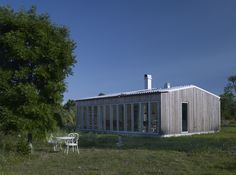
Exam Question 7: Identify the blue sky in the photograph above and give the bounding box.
[1,0,236,102]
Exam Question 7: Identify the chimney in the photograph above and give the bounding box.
[144,74,152,89]
[164,82,171,89]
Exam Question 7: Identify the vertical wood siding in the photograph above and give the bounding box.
[160,87,220,135]
[76,87,220,136]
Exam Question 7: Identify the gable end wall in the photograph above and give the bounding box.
[160,87,220,135]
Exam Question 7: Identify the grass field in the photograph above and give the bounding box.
[1,124,236,175]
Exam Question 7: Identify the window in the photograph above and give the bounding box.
[83,106,87,129]
[150,102,158,133]
[105,105,110,130]
[126,104,132,131]
[112,105,117,131]
[133,104,139,132]
[78,106,82,129]
[142,103,148,132]
[88,106,92,129]
[100,106,104,130]
[118,105,124,131]
[94,106,98,130]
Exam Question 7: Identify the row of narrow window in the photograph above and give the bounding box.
[78,102,159,133]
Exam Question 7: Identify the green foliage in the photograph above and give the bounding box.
[63,99,76,111]
[16,136,30,155]
[224,75,236,97]
[0,6,76,136]
[0,133,17,153]
[60,99,76,130]
[221,75,236,120]
[54,99,76,131]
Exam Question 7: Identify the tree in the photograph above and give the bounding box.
[224,75,236,98]
[62,99,76,130]
[221,75,236,120]
[0,6,76,137]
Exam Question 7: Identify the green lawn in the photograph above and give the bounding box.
[1,124,236,175]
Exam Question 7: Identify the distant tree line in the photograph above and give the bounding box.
[221,75,236,121]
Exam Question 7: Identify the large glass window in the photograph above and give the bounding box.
[94,106,98,130]
[88,106,92,129]
[142,103,148,132]
[151,102,158,133]
[133,104,139,132]
[78,106,82,129]
[118,105,124,131]
[112,105,117,131]
[83,106,87,129]
[126,104,132,131]
[100,106,104,130]
[105,105,110,130]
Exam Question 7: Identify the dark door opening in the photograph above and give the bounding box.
[182,103,188,132]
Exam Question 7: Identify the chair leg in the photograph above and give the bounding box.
[55,143,58,151]
[64,145,68,154]
[77,145,79,154]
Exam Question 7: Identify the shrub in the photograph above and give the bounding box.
[0,133,17,153]
[16,137,30,155]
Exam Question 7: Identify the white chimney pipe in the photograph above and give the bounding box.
[144,74,152,89]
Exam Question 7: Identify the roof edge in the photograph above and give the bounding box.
[76,85,220,101]
[193,86,220,99]
[165,85,220,99]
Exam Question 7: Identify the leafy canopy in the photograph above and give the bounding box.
[0,6,76,136]
[221,75,236,120]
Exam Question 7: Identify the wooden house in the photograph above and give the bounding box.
[75,75,220,136]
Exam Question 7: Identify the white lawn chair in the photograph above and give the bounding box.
[64,133,79,154]
[47,134,58,151]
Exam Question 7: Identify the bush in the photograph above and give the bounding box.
[0,133,17,153]
[80,132,98,147]
[16,136,30,155]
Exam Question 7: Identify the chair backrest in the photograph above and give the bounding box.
[68,133,79,144]
[47,133,56,144]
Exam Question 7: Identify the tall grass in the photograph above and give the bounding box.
[0,123,235,175]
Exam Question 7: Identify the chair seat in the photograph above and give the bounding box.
[48,140,57,144]
[66,143,77,146]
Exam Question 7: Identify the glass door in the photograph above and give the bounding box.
[182,103,188,132]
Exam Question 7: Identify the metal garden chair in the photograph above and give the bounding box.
[64,133,79,154]
[47,134,58,151]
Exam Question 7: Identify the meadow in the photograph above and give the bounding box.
[0,123,236,175]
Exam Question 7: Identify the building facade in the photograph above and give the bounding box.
[76,75,220,136]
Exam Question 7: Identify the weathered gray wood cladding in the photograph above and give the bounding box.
[160,87,220,135]
[76,86,220,136]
